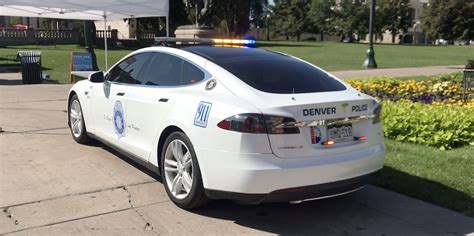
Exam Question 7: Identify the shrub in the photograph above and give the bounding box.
[382,101,474,150]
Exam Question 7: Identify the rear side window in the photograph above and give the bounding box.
[218,57,346,94]
[142,53,182,86]
[182,60,205,84]
[141,53,205,86]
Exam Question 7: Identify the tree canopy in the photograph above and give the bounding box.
[421,0,474,41]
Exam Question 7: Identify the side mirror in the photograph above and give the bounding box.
[89,71,105,83]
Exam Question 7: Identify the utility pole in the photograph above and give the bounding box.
[362,0,377,69]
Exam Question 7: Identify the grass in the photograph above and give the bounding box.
[259,41,473,71]
[389,75,431,81]
[0,45,132,84]
[375,139,474,216]
[1,41,473,83]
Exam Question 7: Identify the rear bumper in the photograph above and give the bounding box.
[197,144,385,195]
[205,170,379,204]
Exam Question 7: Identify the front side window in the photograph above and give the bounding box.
[106,53,150,84]
[141,53,205,86]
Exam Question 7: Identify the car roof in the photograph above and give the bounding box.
[181,46,287,62]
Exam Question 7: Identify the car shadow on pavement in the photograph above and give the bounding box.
[187,168,474,235]
[97,141,162,182]
[192,195,365,235]
[373,166,474,217]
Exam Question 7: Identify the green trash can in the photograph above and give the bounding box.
[18,51,42,84]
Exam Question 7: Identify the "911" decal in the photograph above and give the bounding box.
[194,101,212,128]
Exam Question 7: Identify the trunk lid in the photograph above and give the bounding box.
[257,90,379,159]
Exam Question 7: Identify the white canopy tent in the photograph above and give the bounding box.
[0,0,169,69]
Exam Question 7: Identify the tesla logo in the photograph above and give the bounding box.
[341,103,349,113]
[194,101,212,128]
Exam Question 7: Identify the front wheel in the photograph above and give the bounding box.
[161,132,209,209]
[69,95,92,144]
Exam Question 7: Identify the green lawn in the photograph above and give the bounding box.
[1,41,473,83]
[259,41,473,71]
[0,45,132,84]
[375,139,474,216]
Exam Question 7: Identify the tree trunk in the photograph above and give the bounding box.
[320,32,324,41]
[392,33,396,44]
[286,35,289,40]
[297,34,300,41]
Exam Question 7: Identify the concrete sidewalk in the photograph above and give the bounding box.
[1,73,473,235]
[331,65,464,79]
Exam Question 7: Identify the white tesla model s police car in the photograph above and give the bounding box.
[68,40,385,209]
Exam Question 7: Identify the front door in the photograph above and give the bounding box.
[125,52,207,161]
[90,53,151,149]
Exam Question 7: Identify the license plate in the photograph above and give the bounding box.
[327,124,353,142]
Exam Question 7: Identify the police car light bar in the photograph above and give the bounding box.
[154,37,256,47]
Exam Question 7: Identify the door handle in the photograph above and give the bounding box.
[158,98,169,102]
[116,92,125,96]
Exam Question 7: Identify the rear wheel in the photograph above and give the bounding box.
[69,95,92,144]
[161,132,209,209]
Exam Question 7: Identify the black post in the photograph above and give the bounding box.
[266,15,270,41]
[362,0,377,69]
[84,20,99,71]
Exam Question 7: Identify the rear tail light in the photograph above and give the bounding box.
[217,114,300,134]
[217,113,267,133]
[372,103,382,124]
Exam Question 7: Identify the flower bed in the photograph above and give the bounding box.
[345,73,473,149]
[346,73,472,106]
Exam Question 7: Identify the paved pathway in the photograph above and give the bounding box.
[1,73,473,235]
[331,65,464,79]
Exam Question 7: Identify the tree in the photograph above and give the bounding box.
[269,0,292,40]
[183,0,267,37]
[270,0,310,41]
[209,0,268,37]
[378,0,413,43]
[308,0,336,41]
[332,0,369,42]
[421,0,474,41]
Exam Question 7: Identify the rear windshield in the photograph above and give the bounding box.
[217,56,346,94]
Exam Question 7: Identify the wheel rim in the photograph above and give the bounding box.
[164,139,194,200]
[70,100,83,138]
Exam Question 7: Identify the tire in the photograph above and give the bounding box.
[161,131,209,209]
[69,94,93,144]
